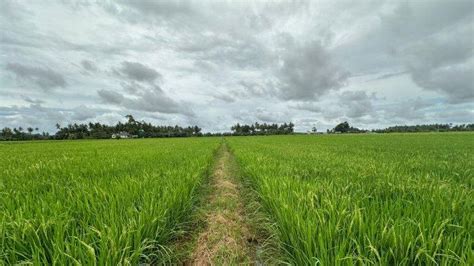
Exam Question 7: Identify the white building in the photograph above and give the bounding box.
[111,132,130,139]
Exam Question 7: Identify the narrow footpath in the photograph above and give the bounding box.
[189,144,259,265]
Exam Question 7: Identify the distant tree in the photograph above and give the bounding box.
[193,125,202,135]
[312,127,317,133]
[334,122,350,133]
[230,122,294,136]
[125,114,136,124]
[27,127,34,134]
[1,127,13,140]
[331,121,365,133]
[371,123,473,133]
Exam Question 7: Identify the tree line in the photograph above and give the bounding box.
[328,121,474,134]
[230,122,294,135]
[1,117,473,141]
[372,123,474,133]
[1,115,202,141]
[327,121,366,133]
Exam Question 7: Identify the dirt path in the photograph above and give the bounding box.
[189,144,258,265]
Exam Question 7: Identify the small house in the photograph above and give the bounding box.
[111,132,130,139]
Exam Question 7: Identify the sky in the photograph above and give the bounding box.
[0,0,473,133]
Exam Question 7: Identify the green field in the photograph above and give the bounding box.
[227,133,473,265]
[0,138,220,264]
[1,133,473,264]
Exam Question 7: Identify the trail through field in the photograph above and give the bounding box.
[189,144,259,265]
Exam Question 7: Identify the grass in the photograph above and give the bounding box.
[171,142,280,264]
[1,133,472,264]
[0,138,220,264]
[189,144,259,264]
[227,133,473,265]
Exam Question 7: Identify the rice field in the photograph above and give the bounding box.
[0,138,220,264]
[227,133,473,265]
[1,133,472,265]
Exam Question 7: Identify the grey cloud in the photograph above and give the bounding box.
[28,104,67,123]
[0,104,66,132]
[345,0,474,101]
[71,105,99,121]
[108,0,195,23]
[255,107,290,123]
[276,39,349,100]
[411,61,474,103]
[81,60,98,72]
[334,0,473,76]
[1,1,473,133]
[0,103,113,132]
[381,97,434,122]
[115,61,162,83]
[292,102,322,113]
[434,108,474,122]
[98,89,124,104]
[382,1,473,40]
[22,96,45,104]
[400,24,474,102]
[235,80,276,98]
[102,60,191,116]
[120,81,148,95]
[321,109,344,121]
[102,1,346,101]
[105,0,307,36]
[98,86,193,117]
[339,91,374,118]
[369,71,408,82]
[213,94,235,103]
[126,88,192,116]
[5,63,67,90]
[255,113,280,123]
[234,107,290,123]
[181,34,270,69]
[103,1,273,70]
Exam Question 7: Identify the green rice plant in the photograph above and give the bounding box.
[228,133,473,265]
[0,138,220,264]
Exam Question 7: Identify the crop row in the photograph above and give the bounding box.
[227,133,473,265]
[0,138,220,264]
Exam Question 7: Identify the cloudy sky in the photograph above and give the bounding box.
[1,0,473,133]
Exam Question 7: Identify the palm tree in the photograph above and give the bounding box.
[125,114,136,124]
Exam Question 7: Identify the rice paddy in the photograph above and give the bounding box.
[1,133,472,264]
[0,138,220,264]
[227,133,473,265]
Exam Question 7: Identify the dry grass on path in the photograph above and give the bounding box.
[190,145,259,265]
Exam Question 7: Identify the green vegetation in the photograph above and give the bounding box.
[373,123,474,133]
[1,133,472,265]
[230,122,294,136]
[227,133,473,265]
[328,121,474,134]
[0,115,203,141]
[189,144,257,264]
[2,115,473,141]
[0,138,220,264]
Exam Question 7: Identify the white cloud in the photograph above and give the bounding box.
[0,0,473,132]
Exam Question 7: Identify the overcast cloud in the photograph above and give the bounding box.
[0,0,473,133]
